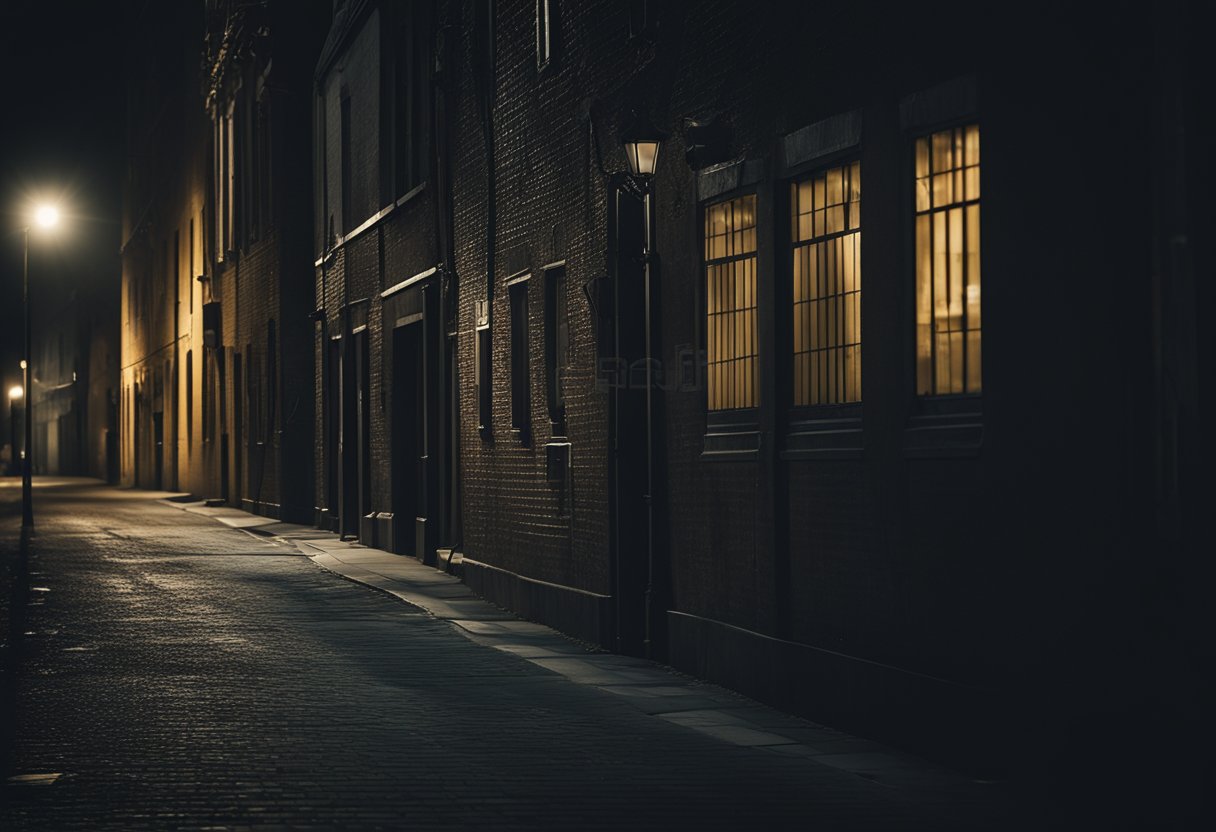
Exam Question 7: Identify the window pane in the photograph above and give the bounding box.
[705,194,758,411]
[790,163,861,405]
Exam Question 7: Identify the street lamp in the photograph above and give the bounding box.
[620,111,664,659]
[8,385,22,475]
[22,203,61,527]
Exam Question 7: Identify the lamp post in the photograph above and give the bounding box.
[8,384,22,475]
[621,112,664,658]
[22,204,60,527]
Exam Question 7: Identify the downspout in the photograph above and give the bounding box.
[315,83,331,526]
[642,184,655,660]
[435,16,461,551]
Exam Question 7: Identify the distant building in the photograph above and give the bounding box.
[311,0,459,551]
[201,0,328,520]
[121,0,327,518]
[120,0,208,492]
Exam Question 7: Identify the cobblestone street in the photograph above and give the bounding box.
[0,479,1007,830]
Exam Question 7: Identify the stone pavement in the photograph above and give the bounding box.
[1,477,1013,830]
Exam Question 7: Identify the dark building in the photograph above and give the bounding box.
[29,274,118,481]
[439,0,1212,804]
[312,0,460,554]
[121,0,208,492]
[202,0,328,520]
[116,1,1211,816]
[122,0,326,517]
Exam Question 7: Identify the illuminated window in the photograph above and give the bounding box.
[915,124,981,395]
[791,162,861,406]
[705,194,758,411]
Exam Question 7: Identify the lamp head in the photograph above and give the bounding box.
[621,109,666,178]
[8,385,23,401]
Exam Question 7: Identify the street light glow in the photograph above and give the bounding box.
[35,204,60,228]
[8,385,23,400]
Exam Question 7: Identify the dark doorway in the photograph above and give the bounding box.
[340,330,371,539]
[392,322,423,556]
[355,329,372,530]
[233,352,243,509]
[340,335,357,538]
[152,410,164,491]
[326,336,340,529]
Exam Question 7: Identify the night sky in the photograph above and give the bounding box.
[0,0,126,396]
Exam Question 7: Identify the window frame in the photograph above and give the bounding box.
[911,121,982,401]
[475,299,492,437]
[781,150,865,458]
[901,116,983,457]
[543,262,569,437]
[508,274,532,445]
[700,187,763,455]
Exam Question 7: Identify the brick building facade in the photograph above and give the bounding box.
[122,0,326,521]
[120,0,1211,792]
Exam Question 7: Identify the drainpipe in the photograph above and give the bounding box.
[641,184,656,660]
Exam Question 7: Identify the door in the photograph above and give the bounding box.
[152,411,164,491]
[392,322,423,556]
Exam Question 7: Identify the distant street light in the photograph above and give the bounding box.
[22,203,61,527]
[8,384,22,475]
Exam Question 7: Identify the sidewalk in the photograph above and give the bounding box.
[160,496,1007,806]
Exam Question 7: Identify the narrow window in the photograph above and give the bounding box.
[536,0,554,71]
[394,9,419,195]
[475,300,491,434]
[544,265,569,434]
[915,124,981,395]
[704,194,759,411]
[509,279,531,442]
[340,94,352,233]
[791,162,862,405]
[188,218,195,314]
[226,104,236,254]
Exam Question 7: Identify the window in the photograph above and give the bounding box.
[475,300,491,434]
[340,94,352,233]
[791,162,861,406]
[705,194,758,411]
[915,124,981,396]
[392,5,427,197]
[509,278,531,441]
[510,279,535,442]
[544,265,569,434]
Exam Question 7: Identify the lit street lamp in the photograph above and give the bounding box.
[8,384,22,475]
[621,111,664,659]
[22,203,61,527]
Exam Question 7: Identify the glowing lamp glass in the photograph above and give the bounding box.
[35,205,60,228]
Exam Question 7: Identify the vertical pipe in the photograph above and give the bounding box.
[642,188,654,658]
[22,227,33,528]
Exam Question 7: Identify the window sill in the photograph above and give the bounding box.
[903,396,982,458]
[783,410,863,461]
[511,427,531,447]
[703,412,761,460]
